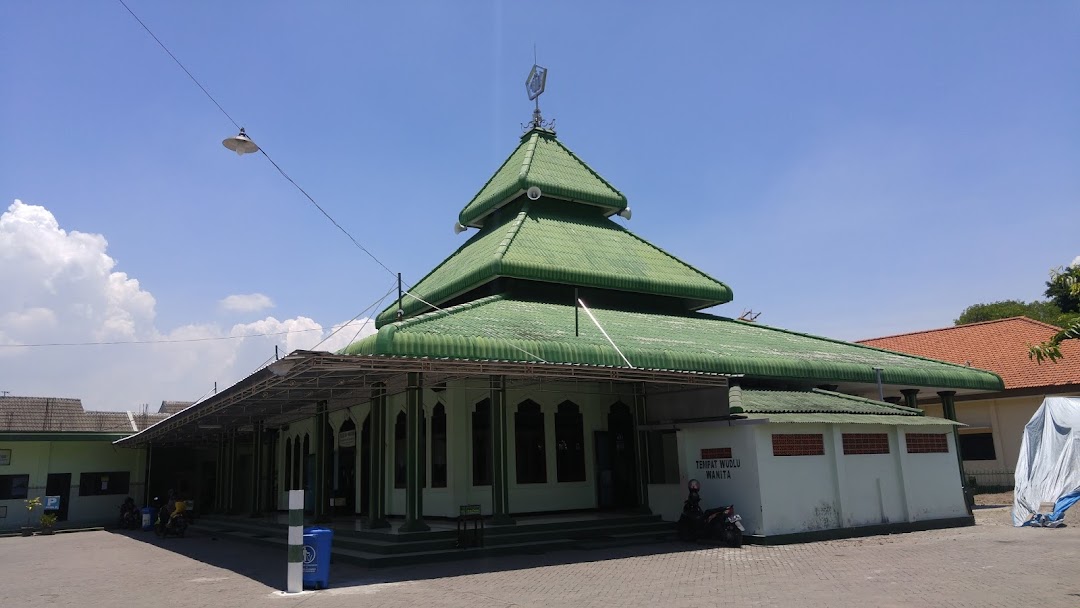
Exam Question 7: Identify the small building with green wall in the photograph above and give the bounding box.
[0,397,171,529]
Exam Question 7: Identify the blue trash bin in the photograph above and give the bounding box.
[141,507,154,531]
[302,527,333,589]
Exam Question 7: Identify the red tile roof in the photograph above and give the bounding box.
[858,317,1080,390]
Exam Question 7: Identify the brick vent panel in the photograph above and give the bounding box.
[906,433,949,454]
[842,433,890,455]
[701,448,732,459]
[772,434,825,457]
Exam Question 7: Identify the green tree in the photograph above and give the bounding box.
[1031,265,1080,363]
[1045,264,1080,313]
[954,300,1066,326]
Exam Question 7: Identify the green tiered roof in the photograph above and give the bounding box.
[348,126,1004,395]
[351,296,1004,391]
[377,200,733,326]
[458,128,627,228]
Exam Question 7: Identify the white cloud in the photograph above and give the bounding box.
[1071,255,1080,268]
[219,293,275,313]
[0,199,377,411]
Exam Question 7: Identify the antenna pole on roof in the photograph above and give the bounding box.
[275,345,279,361]
[214,382,218,395]
[397,273,404,322]
[574,288,579,337]
[0,391,9,397]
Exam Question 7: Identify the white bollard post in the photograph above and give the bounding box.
[287,490,304,593]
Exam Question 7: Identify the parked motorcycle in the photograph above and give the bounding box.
[677,479,745,547]
[118,497,140,529]
[154,503,189,538]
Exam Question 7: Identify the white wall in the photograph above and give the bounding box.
[899,429,968,520]
[672,422,764,534]
[753,423,842,535]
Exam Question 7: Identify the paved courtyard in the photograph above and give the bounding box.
[1,506,1077,608]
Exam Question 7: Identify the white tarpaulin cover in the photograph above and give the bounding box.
[1012,397,1080,526]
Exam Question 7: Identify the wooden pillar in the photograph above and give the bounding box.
[939,390,973,515]
[633,383,652,514]
[367,383,391,528]
[490,375,515,525]
[400,372,430,532]
[314,401,329,522]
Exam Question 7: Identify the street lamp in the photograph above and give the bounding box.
[222,128,259,155]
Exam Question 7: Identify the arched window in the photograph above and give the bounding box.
[431,403,447,488]
[394,411,407,489]
[555,401,586,482]
[285,437,293,490]
[515,400,547,484]
[472,399,492,486]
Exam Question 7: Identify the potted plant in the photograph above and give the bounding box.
[21,497,41,536]
[38,512,58,535]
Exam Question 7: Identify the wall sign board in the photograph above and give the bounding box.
[0,449,10,466]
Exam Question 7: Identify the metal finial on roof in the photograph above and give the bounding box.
[522,63,555,133]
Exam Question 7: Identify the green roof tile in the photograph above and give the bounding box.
[350,296,1004,391]
[458,128,627,228]
[734,389,961,425]
[379,200,733,326]
[736,389,922,416]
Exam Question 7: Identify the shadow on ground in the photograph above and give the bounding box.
[110,524,705,590]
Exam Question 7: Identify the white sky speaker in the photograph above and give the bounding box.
[526,186,542,200]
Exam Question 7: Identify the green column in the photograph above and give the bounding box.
[490,375,515,525]
[633,384,652,514]
[223,429,234,516]
[900,389,920,411]
[939,391,973,515]
[367,383,390,529]
[250,421,263,517]
[400,372,430,532]
[215,436,225,512]
[314,401,329,523]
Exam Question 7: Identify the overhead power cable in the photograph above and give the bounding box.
[116,2,553,365]
[116,0,397,280]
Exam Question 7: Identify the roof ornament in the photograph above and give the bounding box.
[522,61,555,133]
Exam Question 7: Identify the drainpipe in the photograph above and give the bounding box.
[873,367,884,402]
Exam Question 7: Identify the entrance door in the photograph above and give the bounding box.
[338,419,357,514]
[608,403,639,509]
[45,473,71,521]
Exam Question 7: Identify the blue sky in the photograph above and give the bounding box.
[2,2,1079,409]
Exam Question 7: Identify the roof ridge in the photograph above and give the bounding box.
[376,216,517,326]
[611,220,731,306]
[856,316,1058,343]
[549,136,626,203]
[809,388,921,415]
[396,293,506,329]
[494,204,529,262]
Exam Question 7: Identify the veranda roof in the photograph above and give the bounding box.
[115,351,732,447]
[351,295,1004,393]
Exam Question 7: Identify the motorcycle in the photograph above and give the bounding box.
[676,479,745,548]
[118,497,140,529]
[155,504,189,538]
